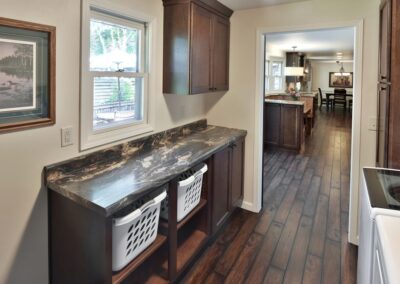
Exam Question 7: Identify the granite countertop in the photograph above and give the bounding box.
[45,120,246,217]
[265,92,317,98]
[265,98,305,106]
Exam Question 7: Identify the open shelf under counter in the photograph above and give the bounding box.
[176,229,208,272]
[162,228,208,276]
[159,199,208,232]
[112,234,167,284]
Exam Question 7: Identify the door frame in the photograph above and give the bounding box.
[253,20,364,245]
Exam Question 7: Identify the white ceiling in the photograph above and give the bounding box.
[265,28,355,60]
[219,0,308,10]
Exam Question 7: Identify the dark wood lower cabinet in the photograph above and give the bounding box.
[211,147,231,233]
[211,138,245,234]
[230,139,245,209]
[49,142,244,284]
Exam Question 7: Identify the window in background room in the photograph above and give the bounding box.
[265,58,284,93]
[81,1,153,150]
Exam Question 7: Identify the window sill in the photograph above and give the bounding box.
[80,123,154,151]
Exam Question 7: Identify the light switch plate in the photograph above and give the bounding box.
[369,117,377,131]
[61,127,73,147]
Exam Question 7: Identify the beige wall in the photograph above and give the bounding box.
[0,0,211,283]
[207,0,379,213]
[0,0,381,282]
[311,61,354,91]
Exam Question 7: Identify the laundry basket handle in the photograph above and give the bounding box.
[114,191,167,226]
[139,190,167,213]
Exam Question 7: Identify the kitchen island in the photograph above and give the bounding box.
[264,96,312,152]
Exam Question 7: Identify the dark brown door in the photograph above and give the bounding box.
[379,0,391,83]
[190,3,213,94]
[212,15,230,92]
[281,104,301,149]
[212,146,230,233]
[230,139,244,209]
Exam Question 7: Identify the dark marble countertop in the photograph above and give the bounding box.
[45,121,246,217]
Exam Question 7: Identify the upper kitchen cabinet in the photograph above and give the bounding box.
[163,0,233,95]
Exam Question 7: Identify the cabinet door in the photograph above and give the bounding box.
[212,147,230,233]
[212,15,230,91]
[230,139,244,209]
[379,0,391,82]
[281,105,302,150]
[190,3,213,94]
[264,103,281,146]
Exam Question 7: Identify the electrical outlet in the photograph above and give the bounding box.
[369,117,377,131]
[61,127,73,147]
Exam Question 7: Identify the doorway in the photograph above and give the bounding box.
[254,21,364,246]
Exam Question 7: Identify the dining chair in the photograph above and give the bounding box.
[318,88,331,110]
[333,88,347,109]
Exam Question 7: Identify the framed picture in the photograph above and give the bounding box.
[329,72,353,88]
[0,17,55,133]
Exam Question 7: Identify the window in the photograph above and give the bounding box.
[265,58,284,93]
[81,1,154,150]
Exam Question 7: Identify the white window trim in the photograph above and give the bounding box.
[80,0,156,151]
[265,57,285,93]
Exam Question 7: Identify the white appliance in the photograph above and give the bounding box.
[373,215,400,284]
[357,167,400,284]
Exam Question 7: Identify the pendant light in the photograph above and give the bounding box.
[285,46,304,76]
[334,61,351,76]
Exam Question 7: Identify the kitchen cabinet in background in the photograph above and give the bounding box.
[163,0,233,95]
[264,102,304,152]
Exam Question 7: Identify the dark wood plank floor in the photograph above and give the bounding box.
[184,109,358,284]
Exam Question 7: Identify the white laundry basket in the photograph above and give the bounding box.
[161,163,208,222]
[112,190,167,271]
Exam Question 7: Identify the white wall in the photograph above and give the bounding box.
[311,61,354,92]
[0,0,212,283]
[207,0,379,217]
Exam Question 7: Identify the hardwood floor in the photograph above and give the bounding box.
[184,109,358,284]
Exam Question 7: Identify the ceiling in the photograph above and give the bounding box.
[219,0,308,10]
[265,28,355,61]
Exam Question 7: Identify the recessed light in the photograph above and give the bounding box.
[337,52,343,55]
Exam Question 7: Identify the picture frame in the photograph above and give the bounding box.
[0,17,55,133]
[329,72,353,88]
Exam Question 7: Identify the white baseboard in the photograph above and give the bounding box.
[240,200,261,213]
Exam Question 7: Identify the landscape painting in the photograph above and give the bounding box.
[0,38,36,113]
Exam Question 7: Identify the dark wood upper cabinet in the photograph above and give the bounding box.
[163,0,233,95]
[191,3,213,94]
[212,15,230,92]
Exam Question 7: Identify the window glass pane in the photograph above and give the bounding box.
[265,76,270,92]
[271,62,282,76]
[90,19,140,72]
[265,60,270,76]
[93,77,143,130]
[273,77,282,90]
